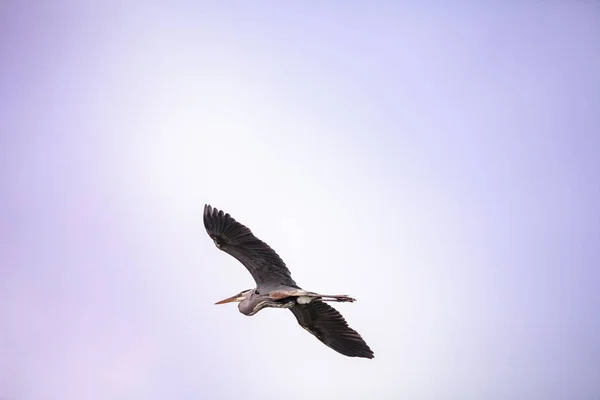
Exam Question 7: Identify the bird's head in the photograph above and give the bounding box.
[214,289,254,305]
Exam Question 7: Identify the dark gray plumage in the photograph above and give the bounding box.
[203,205,298,289]
[204,204,374,359]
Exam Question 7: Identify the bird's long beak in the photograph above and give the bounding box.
[214,293,244,305]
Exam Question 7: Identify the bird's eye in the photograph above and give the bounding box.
[255,289,260,295]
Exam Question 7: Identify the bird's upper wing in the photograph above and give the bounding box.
[203,204,298,288]
[290,300,374,359]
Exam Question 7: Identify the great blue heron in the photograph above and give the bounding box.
[204,204,374,359]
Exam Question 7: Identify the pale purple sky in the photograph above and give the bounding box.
[1,2,599,400]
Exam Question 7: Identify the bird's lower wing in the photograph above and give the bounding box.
[290,300,374,359]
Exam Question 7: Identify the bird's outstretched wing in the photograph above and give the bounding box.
[203,204,298,288]
[290,300,374,359]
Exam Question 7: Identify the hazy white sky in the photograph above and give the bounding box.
[1,2,599,399]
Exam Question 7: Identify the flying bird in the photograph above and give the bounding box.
[203,204,374,359]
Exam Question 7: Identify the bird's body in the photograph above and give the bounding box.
[204,204,374,359]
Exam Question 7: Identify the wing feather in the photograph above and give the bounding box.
[203,204,298,288]
[290,300,374,359]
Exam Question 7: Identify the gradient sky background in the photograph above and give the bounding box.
[1,1,599,400]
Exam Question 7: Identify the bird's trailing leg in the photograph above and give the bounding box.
[270,289,356,304]
[301,291,356,303]
[316,294,356,303]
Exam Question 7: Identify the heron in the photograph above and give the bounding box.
[203,204,374,359]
